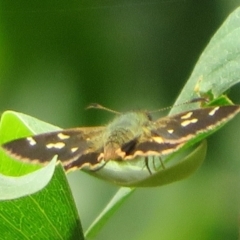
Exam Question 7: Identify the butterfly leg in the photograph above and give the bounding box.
[90,161,108,172]
[144,157,152,175]
[156,156,165,170]
[151,156,165,172]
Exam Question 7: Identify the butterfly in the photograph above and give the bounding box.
[1,105,240,173]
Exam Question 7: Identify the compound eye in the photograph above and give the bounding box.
[146,112,153,121]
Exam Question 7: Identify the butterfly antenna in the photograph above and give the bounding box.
[86,103,120,114]
[150,97,208,113]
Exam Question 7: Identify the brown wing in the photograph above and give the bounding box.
[125,105,240,158]
[2,127,105,171]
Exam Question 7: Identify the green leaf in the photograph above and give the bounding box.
[0,164,84,240]
[84,142,206,238]
[95,6,240,187]
[0,156,56,200]
[1,7,240,240]
[85,7,240,237]
[87,141,208,187]
[0,111,84,239]
[172,6,240,113]
[126,141,207,187]
[85,187,135,239]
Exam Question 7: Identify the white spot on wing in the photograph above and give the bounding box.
[46,142,65,149]
[71,147,78,153]
[57,133,70,140]
[167,129,174,134]
[181,118,198,127]
[27,137,37,146]
[181,112,193,119]
[209,107,220,116]
[152,136,164,143]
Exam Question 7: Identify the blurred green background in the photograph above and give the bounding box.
[0,1,240,239]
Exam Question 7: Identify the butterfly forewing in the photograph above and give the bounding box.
[2,127,105,170]
[132,105,240,157]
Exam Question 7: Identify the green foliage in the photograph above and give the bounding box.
[0,112,83,239]
[0,6,240,240]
